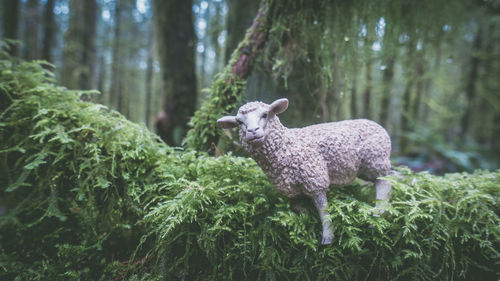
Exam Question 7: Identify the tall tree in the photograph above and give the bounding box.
[379,20,396,129]
[61,0,98,90]
[41,0,55,63]
[23,0,40,60]
[400,31,417,152]
[80,0,98,90]
[153,0,197,146]
[2,0,20,56]
[412,49,427,121]
[460,25,483,138]
[350,62,359,119]
[361,24,375,119]
[379,57,395,127]
[109,0,123,109]
[225,0,260,62]
[145,27,154,128]
[361,57,373,118]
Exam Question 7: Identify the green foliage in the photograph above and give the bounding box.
[141,168,500,280]
[0,48,181,280]
[1,52,499,280]
[184,70,246,152]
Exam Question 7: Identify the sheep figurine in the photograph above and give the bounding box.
[217,98,392,245]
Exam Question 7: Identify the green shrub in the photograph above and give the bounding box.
[0,46,499,280]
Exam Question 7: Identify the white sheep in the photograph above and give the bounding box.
[217,98,392,244]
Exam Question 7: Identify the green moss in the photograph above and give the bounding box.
[184,1,271,152]
[0,47,499,280]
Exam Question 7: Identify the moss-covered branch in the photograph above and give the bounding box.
[184,0,272,152]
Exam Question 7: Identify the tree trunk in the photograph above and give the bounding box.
[400,34,417,152]
[61,0,98,91]
[185,1,272,151]
[318,88,329,122]
[153,0,197,146]
[379,57,395,128]
[41,0,55,63]
[61,0,83,89]
[109,1,122,110]
[362,31,374,119]
[412,50,426,121]
[2,0,20,56]
[225,0,260,62]
[24,0,40,60]
[79,0,98,91]
[362,58,373,118]
[96,56,106,104]
[460,26,483,139]
[350,66,358,119]
[145,28,154,128]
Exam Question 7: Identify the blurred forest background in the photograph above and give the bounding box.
[1,0,499,173]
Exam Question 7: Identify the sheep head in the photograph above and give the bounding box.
[217,98,288,146]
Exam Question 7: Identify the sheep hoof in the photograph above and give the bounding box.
[321,234,334,245]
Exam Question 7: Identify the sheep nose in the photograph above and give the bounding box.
[247,127,260,133]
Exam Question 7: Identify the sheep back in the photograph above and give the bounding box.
[249,118,391,197]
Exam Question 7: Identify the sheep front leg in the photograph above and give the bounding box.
[311,190,333,245]
[374,179,391,217]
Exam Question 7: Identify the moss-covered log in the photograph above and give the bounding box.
[1,52,499,280]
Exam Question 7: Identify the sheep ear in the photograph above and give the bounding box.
[217,116,238,128]
[269,98,288,116]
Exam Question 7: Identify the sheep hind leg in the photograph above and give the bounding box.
[311,191,333,245]
[374,179,391,217]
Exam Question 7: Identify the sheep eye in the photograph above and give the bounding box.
[237,120,243,125]
[262,113,268,119]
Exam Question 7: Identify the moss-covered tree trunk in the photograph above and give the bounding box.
[185,0,272,152]
[225,0,260,62]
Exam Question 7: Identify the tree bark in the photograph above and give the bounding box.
[400,33,417,152]
[61,0,98,91]
[109,1,122,109]
[350,65,358,119]
[362,57,373,118]
[412,50,426,121]
[153,0,197,146]
[362,32,374,119]
[79,0,98,90]
[24,0,40,60]
[225,0,260,63]
[42,0,55,63]
[61,0,83,89]
[145,28,154,128]
[379,57,395,128]
[96,56,106,103]
[460,26,483,138]
[2,0,20,56]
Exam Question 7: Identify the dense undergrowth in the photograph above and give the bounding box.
[1,48,500,280]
